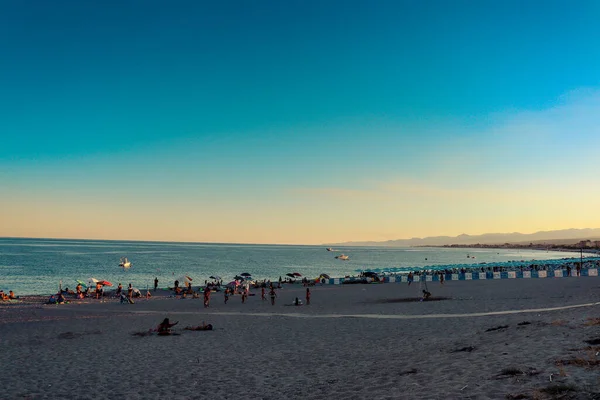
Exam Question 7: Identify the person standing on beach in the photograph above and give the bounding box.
[224,288,229,304]
[439,273,444,285]
[203,286,211,308]
[261,286,266,301]
[576,263,581,276]
[306,288,311,305]
[241,288,247,303]
[269,287,277,306]
[127,283,133,301]
[407,272,414,286]
[116,283,123,297]
[154,277,158,291]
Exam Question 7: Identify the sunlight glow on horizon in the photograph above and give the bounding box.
[2,1,600,244]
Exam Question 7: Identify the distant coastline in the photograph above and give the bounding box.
[427,243,599,255]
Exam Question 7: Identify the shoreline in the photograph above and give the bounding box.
[3,255,600,298]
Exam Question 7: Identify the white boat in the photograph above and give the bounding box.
[335,254,349,261]
[326,248,333,251]
[119,257,132,268]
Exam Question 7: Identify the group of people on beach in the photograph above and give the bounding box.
[0,290,17,301]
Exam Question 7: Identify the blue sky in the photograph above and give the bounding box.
[1,1,600,244]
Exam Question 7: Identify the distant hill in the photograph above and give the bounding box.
[328,228,600,247]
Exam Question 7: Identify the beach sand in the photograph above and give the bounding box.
[1,278,599,399]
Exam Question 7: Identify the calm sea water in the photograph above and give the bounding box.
[0,238,583,295]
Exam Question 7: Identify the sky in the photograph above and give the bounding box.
[1,0,600,244]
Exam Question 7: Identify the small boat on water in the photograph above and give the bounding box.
[326,248,334,251]
[119,257,132,268]
[335,254,349,261]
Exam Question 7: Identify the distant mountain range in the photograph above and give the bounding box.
[329,228,600,247]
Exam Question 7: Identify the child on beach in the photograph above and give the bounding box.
[421,290,431,301]
[306,288,311,305]
[269,287,277,306]
[241,288,247,303]
[261,287,266,301]
[224,288,229,304]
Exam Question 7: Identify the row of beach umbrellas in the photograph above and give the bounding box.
[355,256,600,274]
[75,270,336,290]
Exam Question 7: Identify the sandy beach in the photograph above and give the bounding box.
[1,278,599,400]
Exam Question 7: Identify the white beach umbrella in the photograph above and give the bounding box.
[175,276,193,286]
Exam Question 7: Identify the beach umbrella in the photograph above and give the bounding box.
[209,275,221,280]
[99,280,113,287]
[319,273,331,279]
[76,280,87,288]
[175,276,192,286]
[234,275,244,281]
[292,272,302,277]
[240,272,252,277]
[285,273,295,278]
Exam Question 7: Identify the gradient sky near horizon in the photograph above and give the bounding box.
[2,0,600,244]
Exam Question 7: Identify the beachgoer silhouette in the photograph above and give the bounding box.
[157,318,178,334]
[154,277,158,291]
[306,288,311,305]
[269,287,277,305]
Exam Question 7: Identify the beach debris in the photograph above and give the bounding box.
[58,330,102,340]
[517,321,531,326]
[584,317,600,326]
[398,368,418,376]
[496,367,524,379]
[539,384,577,396]
[58,332,77,340]
[505,393,531,399]
[584,337,600,345]
[556,358,600,368]
[485,325,509,332]
[451,346,475,353]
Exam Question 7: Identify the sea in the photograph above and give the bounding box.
[0,237,587,295]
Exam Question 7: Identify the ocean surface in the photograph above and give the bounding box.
[0,238,586,295]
